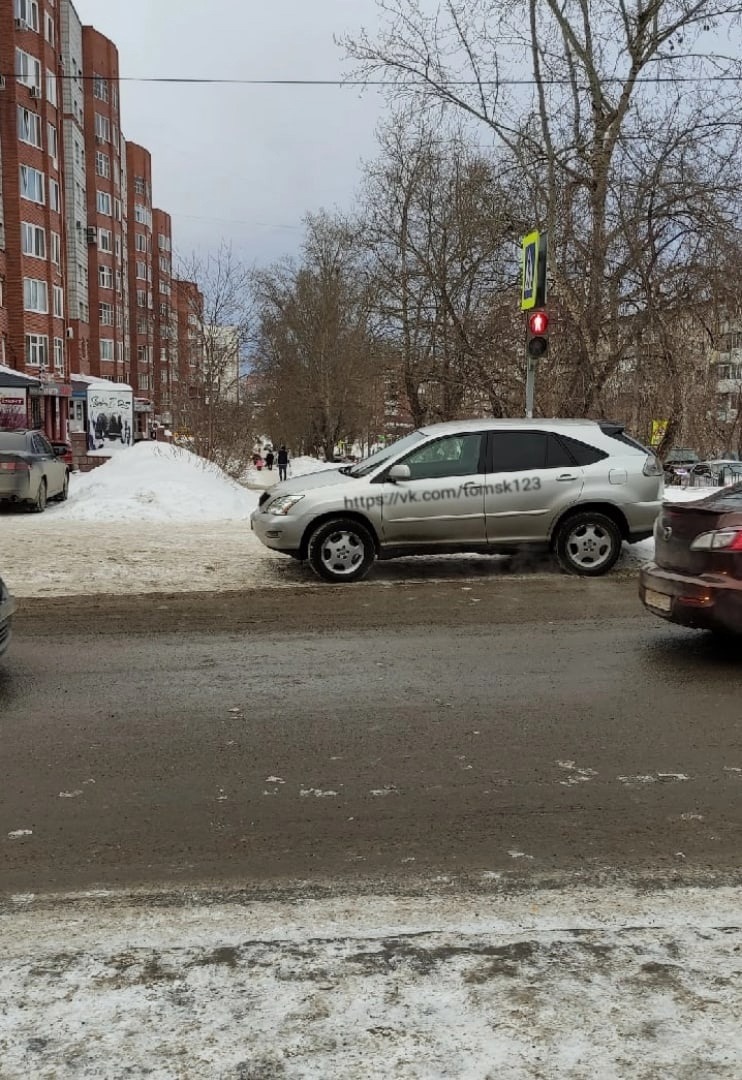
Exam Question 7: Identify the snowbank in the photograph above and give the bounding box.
[52,442,259,523]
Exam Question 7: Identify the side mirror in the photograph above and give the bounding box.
[53,446,65,457]
[388,463,411,482]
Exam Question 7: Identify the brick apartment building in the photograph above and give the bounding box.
[152,208,177,426]
[0,0,203,446]
[0,0,70,437]
[174,278,205,406]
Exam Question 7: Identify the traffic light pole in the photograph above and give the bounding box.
[525,350,536,419]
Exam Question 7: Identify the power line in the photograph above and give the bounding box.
[2,73,742,86]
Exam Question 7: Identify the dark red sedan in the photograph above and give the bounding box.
[640,485,742,634]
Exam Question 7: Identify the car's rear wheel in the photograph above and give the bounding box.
[29,479,47,514]
[307,518,376,583]
[554,512,622,576]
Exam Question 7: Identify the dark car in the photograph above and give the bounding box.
[50,440,75,470]
[639,484,742,634]
[0,429,69,511]
[0,575,17,658]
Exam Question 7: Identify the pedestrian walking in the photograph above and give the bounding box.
[265,449,275,470]
[277,445,289,482]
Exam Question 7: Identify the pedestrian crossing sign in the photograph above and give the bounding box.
[521,230,540,311]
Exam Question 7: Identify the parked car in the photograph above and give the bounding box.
[50,439,75,470]
[685,460,742,488]
[663,447,701,484]
[251,419,664,582]
[640,484,742,635]
[0,429,70,512]
[0,574,16,658]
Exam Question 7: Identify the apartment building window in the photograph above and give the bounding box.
[114,237,122,260]
[116,305,123,327]
[21,223,46,258]
[116,342,124,365]
[96,190,112,215]
[46,70,57,108]
[15,49,41,90]
[36,177,52,213]
[115,270,123,294]
[95,151,111,178]
[136,260,147,280]
[25,334,49,368]
[159,303,169,317]
[138,374,150,392]
[45,11,55,45]
[98,229,113,252]
[49,180,60,213]
[99,265,114,289]
[51,232,61,267]
[15,0,40,31]
[78,301,89,322]
[99,303,114,326]
[135,234,147,253]
[78,260,89,287]
[100,339,114,361]
[158,234,171,252]
[160,282,171,297]
[18,107,42,147]
[94,113,110,142]
[53,285,64,318]
[134,178,146,197]
[113,160,120,190]
[24,278,48,313]
[134,204,150,226]
[161,369,169,384]
[137,346,152,365]
[54,338,64,371]
[137,317,148,334]
[112,85,118,111]
[159,257,170,275]
[114,198,122,221]
[137,290,147,308]
[112,124,119,150]
[47,123,58,162]
[93,75,109,101]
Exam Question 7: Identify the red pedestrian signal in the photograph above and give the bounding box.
[526,309,549,358]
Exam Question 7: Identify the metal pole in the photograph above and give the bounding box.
[525,347,535,418]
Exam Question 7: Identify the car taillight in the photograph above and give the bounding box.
[643,453,663,477]
[0,462,30,472]
[690,528,742,551]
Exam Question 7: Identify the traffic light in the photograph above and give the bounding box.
[527,309,549,358]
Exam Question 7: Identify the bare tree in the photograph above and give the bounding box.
[251,212,382,460]
[343,1,742,417]
[174,242,256,474]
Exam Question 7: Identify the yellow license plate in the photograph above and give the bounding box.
[645,588,672,613]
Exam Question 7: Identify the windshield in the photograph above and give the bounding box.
[348,430,427,477]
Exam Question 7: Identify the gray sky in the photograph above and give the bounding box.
[72,0,387,268]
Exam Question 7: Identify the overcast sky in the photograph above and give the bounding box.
[72,0,389,268]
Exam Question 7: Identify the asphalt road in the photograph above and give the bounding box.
[2,578,742,896]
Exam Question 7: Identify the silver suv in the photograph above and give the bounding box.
[250,419,663,582]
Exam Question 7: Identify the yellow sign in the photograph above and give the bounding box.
[650,420,668,447]
[521,230,540,311]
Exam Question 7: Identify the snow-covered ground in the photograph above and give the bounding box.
[1,882,741,1078]
[0,447,722,598]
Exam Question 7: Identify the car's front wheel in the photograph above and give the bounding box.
[307,518,376,583]
[554,512,622,576]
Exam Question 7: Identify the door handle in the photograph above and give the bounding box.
[556,474,578,482]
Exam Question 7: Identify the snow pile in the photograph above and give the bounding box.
[52,442,259,523]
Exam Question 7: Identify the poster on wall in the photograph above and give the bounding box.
[86,383,134,456]
[0,390,28,429]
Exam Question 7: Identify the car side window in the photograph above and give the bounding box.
[490,432,548,472]
[545,434,577,469]
[32,435,51,456]
[401,433,484,480]
[557,435,609,466]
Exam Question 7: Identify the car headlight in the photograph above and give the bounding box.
[265,494,305,516]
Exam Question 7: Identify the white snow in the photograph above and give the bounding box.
[2,883,741,1078]
[53,442,259,523]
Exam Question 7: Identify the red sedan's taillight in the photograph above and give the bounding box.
[690,528,742,552]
